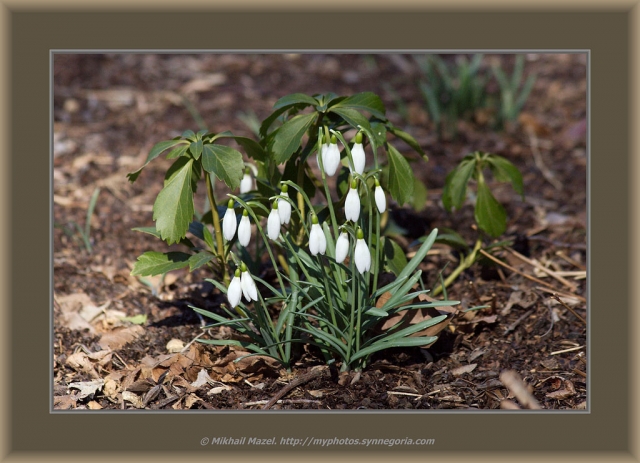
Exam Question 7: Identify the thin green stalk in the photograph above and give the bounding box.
[432,238,482,297]
[205,173,229,285]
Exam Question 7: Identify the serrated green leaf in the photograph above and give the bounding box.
[202,144,244,190]
[410,176,428,211]
[165,143,190,160]
[153,158,195,244]
[475,180,507,237]
[273,93,319,110]
[442,156,476,211]
[368,121,387,149]
[486,155,524,198]
[131,251,191,276]
[182,129,196,140]
[127,138,188,182]
[189,139,203,160]
[330,92,386,120]
[188,251,214,271]
[386,144,414,205]
[388,126,426,159]
[383,237,408,276]
[328,107,372,134]
[269,112,317,164]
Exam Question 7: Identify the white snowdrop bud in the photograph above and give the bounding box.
[309,216,327,256]
[267,202,281,240]
[227,270,242,308]
[374,178,386,214]
[335,231,349,264]
[222,199,237,242]
[344,179,360,222]
[240,263,258,302]
[278,185,291,224]
[239,168,253,194]
[237,209,251,246]
[354,228,371,274]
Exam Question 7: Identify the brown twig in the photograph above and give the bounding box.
[551,294,587,325]
[263,367,326,410]
[479,249,557,291]
[503,247,577,292]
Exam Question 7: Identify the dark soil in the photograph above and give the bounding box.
[53,53,587,410]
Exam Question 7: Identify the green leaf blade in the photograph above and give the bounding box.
[153,158,195,245]
[127,138,188,182]
[131,251,191,276]
[269,112,317,164]
[202,144,244,190]
[330,92,386,120]
[475,180,507,237]
[386,144,414,206]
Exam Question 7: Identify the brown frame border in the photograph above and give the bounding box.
[2,1,638,462]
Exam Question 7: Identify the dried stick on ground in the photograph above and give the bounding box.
[499,370,542,410]
[263,366,327,410]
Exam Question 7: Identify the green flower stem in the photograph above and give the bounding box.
[205,173,229,285]
[256,291,287,367]
[345,248,358,372]
[432,237,483,297]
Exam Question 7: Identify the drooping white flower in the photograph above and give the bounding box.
[239,169,253,194]
[267,203,281,240]
[374,179,386,214]
[354,228,371,274]
[320,136,341,176]
[240,264,258,302]
[237,209,251,246]
[227,270,242,308]
[344,180,360,222]
[335,231,349,264]
[350,142,366,175]
[278,185,291,224]
[222,199,237,241]
[309,216,327,256]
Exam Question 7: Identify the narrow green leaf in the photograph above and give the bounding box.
[486,154,524,198]
[386,144,414,205]
[418,81,441,124]
[442,156,476,211]
[514,74,536,114]
[127,138,188,182]
[365,307,389,317]
[475,180,507,237]
[273,93,319,110]
[153,158,195,244]
[330,92,386,120]
[131,251,191,276]
[388,126,426,159]
[202,144,244,190]
[269,112,317,164]
[396,228,438,282]
[188,251,213,271]
[434,227,469,252]
[350,335,440,363]
[202,224,215,252]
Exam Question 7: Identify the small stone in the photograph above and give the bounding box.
[166,338,185,353]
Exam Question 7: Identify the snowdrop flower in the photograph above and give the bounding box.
[222,199,237,241]
[335,230,349,264]
[320,135,341,176]
[227,269,242,308]
[237,209,251,246]
[350,132,366,175]
[239,168,253,194]
[308,215,327,256]
[374,178,386,214]
[240,263,258,302]
[277,184,291,224]
[354,228,371,274]
[344,179,360,222]
[267,202,281,240]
